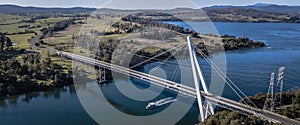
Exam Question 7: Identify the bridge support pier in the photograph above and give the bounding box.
[97,68,106,83]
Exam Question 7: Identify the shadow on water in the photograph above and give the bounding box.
[0,85,76,107]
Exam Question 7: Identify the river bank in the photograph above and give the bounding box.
[0,50,74,97]
[199,90,300,125]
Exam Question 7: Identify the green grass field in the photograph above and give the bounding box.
[0,13,76,73]
[1,21,65,34]
[8,33,34,49]
[0,13,26,25]
[0,13,71,50]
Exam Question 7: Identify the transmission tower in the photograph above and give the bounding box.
[263,72,275,111]
[277,66,285,106]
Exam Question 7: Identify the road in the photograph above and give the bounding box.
[57,51,300,125]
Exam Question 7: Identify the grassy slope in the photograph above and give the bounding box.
[1,13,73,76]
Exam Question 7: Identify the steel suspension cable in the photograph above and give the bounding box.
[194,45,259,108]
[130,42,187,69]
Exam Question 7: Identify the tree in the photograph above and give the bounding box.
[293,90,300,104]
[6,37,13,50]
[0,34,5,51]
[17,75,30,83]
[191,32,199,37]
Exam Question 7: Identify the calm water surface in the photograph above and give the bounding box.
[1,22,300,125]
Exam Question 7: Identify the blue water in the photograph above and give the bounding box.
[0,86,98,125]
[163,22,300,98]
[1,22,300,125]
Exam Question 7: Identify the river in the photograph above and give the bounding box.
[1,22,300,125]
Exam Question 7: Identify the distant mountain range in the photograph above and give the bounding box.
[205,3,300,14]
[0,3,299,14]
[0,4,96,13]
[0,4,299,23]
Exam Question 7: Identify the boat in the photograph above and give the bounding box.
[146,97,177,110]
[146,102,158,110]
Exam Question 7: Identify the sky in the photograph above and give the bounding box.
[0,0,299,9]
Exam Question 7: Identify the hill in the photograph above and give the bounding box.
[205,3,300,15]
[0,4,299,23]
[0,4,96,13]
[119,7,300,23]
[202,8,300,23]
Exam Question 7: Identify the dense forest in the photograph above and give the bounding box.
[0,52,73,96]
[221,35,266,50]
[200,90,300,125]
[204,8,300,23]
[199,110,282,125]
[244,90,300,119]
[203,3,300,15]
[0,33,72,97]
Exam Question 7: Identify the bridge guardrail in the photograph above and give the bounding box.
[58,51,300,125]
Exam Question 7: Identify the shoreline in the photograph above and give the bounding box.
[0,78,74,98]
[163,21,300,24]
[0,13,266,99]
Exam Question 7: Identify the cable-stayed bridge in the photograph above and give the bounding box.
[56,36,300,125]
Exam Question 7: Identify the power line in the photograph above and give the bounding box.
[277,66,285,106]
[264,72,275,112]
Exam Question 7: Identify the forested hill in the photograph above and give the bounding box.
[119,7,300,23]
[0,4,96,13]
[205,3,300,15]
[0,4,299,23]
[202,8,300,23]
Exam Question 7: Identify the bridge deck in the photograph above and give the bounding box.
[59,51,300,125]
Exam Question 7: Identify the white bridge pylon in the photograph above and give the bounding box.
[187,36,214,122]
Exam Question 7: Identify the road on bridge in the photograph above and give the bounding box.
[57,51,300,125]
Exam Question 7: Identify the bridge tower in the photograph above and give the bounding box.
[187,36,214,122]
[263,72,275,112]
[277,66,285,106]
